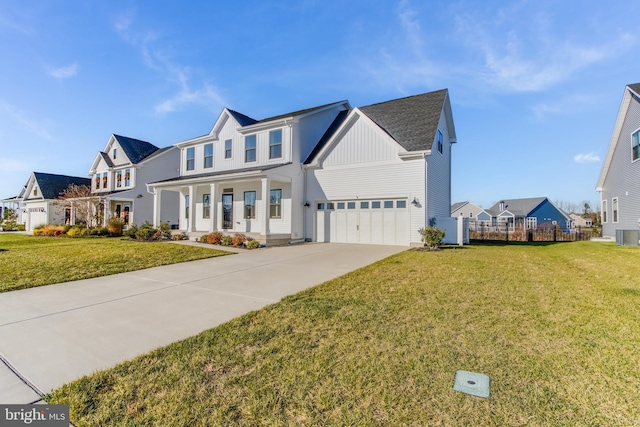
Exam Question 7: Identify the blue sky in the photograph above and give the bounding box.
[1,0,638,209]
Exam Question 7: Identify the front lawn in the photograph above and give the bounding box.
[0,234,230,292]
[47,242,640,426]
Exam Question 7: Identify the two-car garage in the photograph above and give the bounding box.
[314,199,410,246]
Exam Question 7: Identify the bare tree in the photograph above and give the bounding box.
[57,184,102,226]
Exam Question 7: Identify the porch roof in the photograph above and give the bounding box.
[149,163,293,187]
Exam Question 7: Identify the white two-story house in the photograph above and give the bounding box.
[88,134,180,227]
[149,89,457,246]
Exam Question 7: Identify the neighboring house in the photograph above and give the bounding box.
[21,172,91,232]
[451,201,491,224]
[596,83,640,239]
[569,213,593,228]
[86,134,180,227]
[1,185,26,226]
[149,89,457,246]
[486,197,571,230]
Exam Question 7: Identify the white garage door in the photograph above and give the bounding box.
[315,199,410,246]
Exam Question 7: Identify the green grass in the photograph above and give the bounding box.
[47,242,640,426]
[0,234,230,292]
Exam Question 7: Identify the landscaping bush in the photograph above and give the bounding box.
[232,233,247,248]
[135,221,157,241]
[34,224,65,237]
[173,233,188,241]
[107,217,125,236]
[246,239,261,249]
[124,222,138,239]
[418,226,445,250]
[1,208,18,231]
[67,225,88,237]
[206,231,224,245]
[88,226,109,236]
[158,223,172,240]
[220,235,233,246]
[198,235,208,243]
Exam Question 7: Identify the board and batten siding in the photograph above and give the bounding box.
[426,110,453,222]
[601,93,640,237]
[133,150,180,227]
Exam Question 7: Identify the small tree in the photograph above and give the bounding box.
[418,226,445,251]
[1,207,18,231]
[58,184,101,226]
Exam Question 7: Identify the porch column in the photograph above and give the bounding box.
[153,189,162,227]
[209,183,217,233]
[261,178,270,237]
[188,185,196,232]
[103,201,110,227]
[70,201,76,225]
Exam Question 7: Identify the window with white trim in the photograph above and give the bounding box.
[633,130,640,161]
[203,194,210,219]
[204,143,213,169]
[270,189,282,219]
[602,200,607,223]
[116,171,122,188]
[124,169,131,187]
[437,130,443,154]
[186,147,195,171]
[225,139,232,159]
[612,197,619,223]
[245,135,256,162]
[185,194,190,219]
[269,129,282,159]
[244,191,256,219]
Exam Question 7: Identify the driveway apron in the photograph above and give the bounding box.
[0,242,404,403]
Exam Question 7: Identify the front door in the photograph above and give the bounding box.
[222,193,233,229]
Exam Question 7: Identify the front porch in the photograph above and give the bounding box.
[150,170,296,245]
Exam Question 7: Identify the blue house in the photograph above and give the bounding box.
[486,197,571,230]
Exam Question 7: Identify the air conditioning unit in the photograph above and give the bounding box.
[615,229,640,246]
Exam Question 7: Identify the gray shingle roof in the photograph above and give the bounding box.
[33,172,92,199]
[359,89,448,152]
[113,135,159,164]
[451,201,468,213]
[627,83,640,95]
[486,197,547,217]
[256,101,346,124]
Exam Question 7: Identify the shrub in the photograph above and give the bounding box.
[107,217,125,236]
[36,224,65,237]
[220,235,233,246]
[124,222,138,238]
[1,208,18,231]
[135,221,157,241]
[88,226,109,236]
[199,235,208,243]
[232,233,247,248]
[206,231,224,245]
[67,225,88,237]
[418,226,445,251]
[158,223,172,239]
[246,239,261,249]
[174,233,188,241]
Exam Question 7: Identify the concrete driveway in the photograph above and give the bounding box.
[0,242,405,404]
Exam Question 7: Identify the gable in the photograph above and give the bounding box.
[318,111,406,167]
[27,172,91,200]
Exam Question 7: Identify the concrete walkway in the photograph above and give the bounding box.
[0,242,405,403]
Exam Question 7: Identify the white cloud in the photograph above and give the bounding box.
[574,152,600,164]
[0,101,53,141]
[47,62,78,79]
[113,11,225,114]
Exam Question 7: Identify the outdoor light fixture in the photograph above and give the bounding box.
[411,197,419,206]
[137,194,143,198]
[303,202,310,207]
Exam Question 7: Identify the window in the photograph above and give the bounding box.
[327,203,334,210]
[113,148,117,159]
[347,202,356,209]
[613,197,619,223]
[602,200,608,223]
[102,172,108,189]
[372,201,381,209]
[203,194,211,219]
[116,171,122,188]
[186,147,195,171]
[33,186,38,196]
[185,195,190,219]
[437,130,443,154]
[95,174,100,189]
[225,139,232,159]
[469,212,473,217]
[633,130,640,161]
[204,143,213,168]
[384,200,394,208]
[270,189,282,219]
[124,169,131,187]
[337,202,345,209]
[245,135,256,162]
[396,200,407,208]
[269,129,282,159]
[317,203,325,210]
[360,201,369,209]
[244,191,256,219]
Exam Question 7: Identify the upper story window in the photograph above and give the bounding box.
[102,172,108,189]
[116,171,123,188]
[269,129,282,159]
[186,147,195,171]
[95,174,100,190]
[204,143,213,169]
[225,139,232,159]
[33,186,38,196]
[437,130,443,154]
[632,130,640,161]
[245,135,256,163]
[113,148,117,159]
[124,169,131,187]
